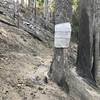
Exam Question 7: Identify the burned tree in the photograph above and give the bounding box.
[76,0,100,85]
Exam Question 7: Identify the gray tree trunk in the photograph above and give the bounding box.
[48,0,72,86]
[28,0,32,8]
[55,0,72,24]
[44,0,48,19]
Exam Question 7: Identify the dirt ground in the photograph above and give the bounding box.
[0,22,70,100]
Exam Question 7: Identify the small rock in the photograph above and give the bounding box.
[38,87,43,91]
[32,75,41,82]
[36,76,41,81]
[24,97,27,100]
[32,76,36,81]
[42,91,46,94]
[5,90,8,94]
[17,83,23,87]
[30,93,36,97]
[43,76,48,84]
[0,32,2,34]
[30,93,33,95]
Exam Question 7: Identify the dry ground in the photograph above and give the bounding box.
[0,22,70,100]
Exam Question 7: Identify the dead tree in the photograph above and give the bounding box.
[76,0,100,85]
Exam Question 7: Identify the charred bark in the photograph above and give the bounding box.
[76,0,100,86]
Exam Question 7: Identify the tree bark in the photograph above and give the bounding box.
[94,0,100,86]
[44,0,48,19]
[48,0,72,86]
[76,0,100,85]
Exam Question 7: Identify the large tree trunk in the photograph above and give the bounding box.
[76,0,94,82]
[48,0,72,86]
[76,0,100,85]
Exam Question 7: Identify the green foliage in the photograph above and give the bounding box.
[72,14,79,33]
[71,0,79,42]
[36,0,55,13]
[36,0,44,10]
[48,0,55,12]
[37,0,44,6]
[71,0,79,12]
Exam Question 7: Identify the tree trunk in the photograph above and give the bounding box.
[55,0,72,24]
[76,0,100,86]
[44,0,48,20]
[48,0,72,86]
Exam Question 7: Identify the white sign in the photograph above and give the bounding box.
[54,23,71,48]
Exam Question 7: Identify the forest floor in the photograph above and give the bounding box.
[0,21,70,100]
